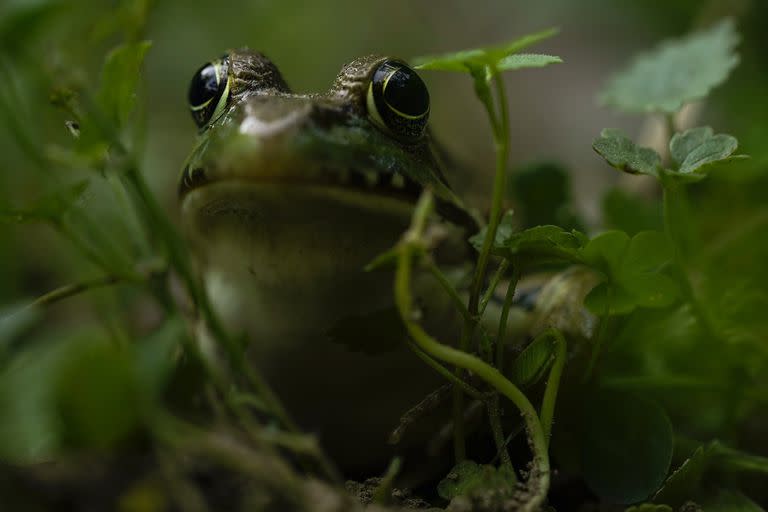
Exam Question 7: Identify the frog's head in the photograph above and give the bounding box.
[179,49,474,231]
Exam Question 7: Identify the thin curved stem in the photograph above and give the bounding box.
[395,192,549,510]
[539,328,566,445]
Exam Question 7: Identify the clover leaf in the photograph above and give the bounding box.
[668,126,746,176]
[580,231,679,315]
[592,129,662,178]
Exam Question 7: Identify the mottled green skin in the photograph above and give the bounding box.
[180,49,468,476]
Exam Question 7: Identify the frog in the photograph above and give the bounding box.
[180,48,480,477]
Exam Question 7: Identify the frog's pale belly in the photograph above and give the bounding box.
[184,182,459,473]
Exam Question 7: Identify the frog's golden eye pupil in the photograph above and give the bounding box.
[188,57,231,128]
[367,60,429,142]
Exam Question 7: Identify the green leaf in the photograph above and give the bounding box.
[96,40,152,129]
[602,188,663,235]
[413,27,559,72]
[470,223,586,270]
[582,390,674,504]
[508,331,554,387]
[653,442,718,508]
[593,129,662,177]
[599,19,740,113]
[496,53,563,72]
[580,231,679,314]
[669,126,744,175]
[436,461,516,500]
[54,339,145,450]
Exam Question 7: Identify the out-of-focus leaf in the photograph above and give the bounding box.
[96,40,152,130]
[669,126,745,176]
[653,442,718,508]
[413,28,558,73]
[511,161,583,230]
[54,338,144,450]
[496,53,563,71]
[593,129,662,178]
[599,19,739,113]
[0,303,40,347]
[0,1,64,55]
[582,390,674,504]
[602,188,663,235]
[581,231,679,314]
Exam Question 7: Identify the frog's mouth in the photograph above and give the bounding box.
[177,162,424,203]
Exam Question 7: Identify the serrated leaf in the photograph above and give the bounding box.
[600,19,739,113]
[593,129,662,177]
[496,53,563,71]
[582,390,674,504]
[96,40,152,129]
[669,126,744,175]
[413,27,558,73]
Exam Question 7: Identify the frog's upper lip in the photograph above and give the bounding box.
[177,163,424,202]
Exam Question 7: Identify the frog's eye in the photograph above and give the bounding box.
[367,60,429,142]
[188,57,231,128]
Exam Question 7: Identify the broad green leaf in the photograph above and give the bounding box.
[600,19,739,113]
[471,223,586,270]
[413,27,558,72]
[437,461,516,500]
[496,53,563,72]
[96,40,152,129]
[580,231,679,314]
[54,338,145,450]
[669,126,744,175]
[508,331,554,387]
[582,390,674,504]
[593,129,662,177]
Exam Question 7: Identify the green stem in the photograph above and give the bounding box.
[583,284,612,382]
[479,260,509,317]
[28,275,122,309]
[495,266,520,370]
[405,338,484,400]
[426,259,472,322]
[539,329,566,445]
[487,394,514,472]
[396,192,549,508]
[452,68,512,463]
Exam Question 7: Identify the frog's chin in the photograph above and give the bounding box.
[181,180,413,287]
